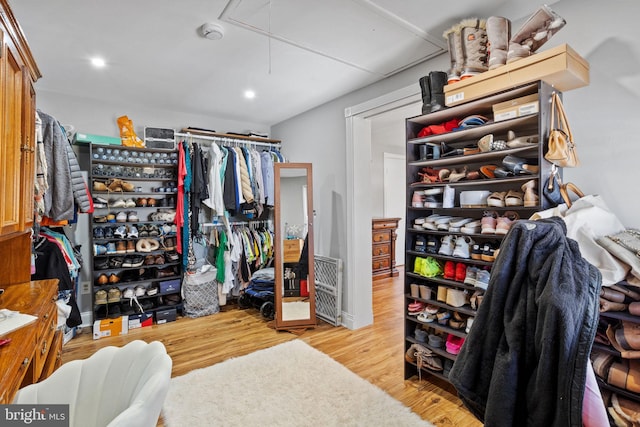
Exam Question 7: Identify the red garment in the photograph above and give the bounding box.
[416,118,459,137]
[175,142,187,254]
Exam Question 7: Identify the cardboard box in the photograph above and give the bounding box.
[283,239,304,263]
[156,308,177,324]
[445,44,589,107]
[128,312,153,329]
[93,316,129,340]
[159,279,181,294]
[492,94,539,122]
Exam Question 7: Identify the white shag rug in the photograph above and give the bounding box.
[162,340,433,427]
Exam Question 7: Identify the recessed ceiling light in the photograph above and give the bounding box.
[244,90,256,99]
[90,57,106,68]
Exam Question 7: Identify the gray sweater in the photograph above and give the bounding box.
[449,217,601,427]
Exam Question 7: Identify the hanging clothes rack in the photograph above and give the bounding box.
[175,131,281,149]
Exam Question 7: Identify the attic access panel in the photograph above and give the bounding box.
[220,0,446,77]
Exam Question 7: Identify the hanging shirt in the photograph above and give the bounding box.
[202,142,226,216]
[260,151,274,206]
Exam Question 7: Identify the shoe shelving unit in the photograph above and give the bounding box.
[89,143,183,322]
[403,81,559,384]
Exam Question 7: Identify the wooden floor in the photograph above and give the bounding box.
[62,268,481,426]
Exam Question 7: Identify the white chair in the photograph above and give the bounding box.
[13,340,172,427]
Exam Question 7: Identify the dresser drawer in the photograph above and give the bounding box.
[38,329,62,382]
[372,230,391,243]
[372,243,390,257]
[372,257,391,271]
[373,220,399,230]
[33,301,57,381]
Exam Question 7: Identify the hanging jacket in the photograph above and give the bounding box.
[38,110,74,221]
[448,217,601,427]
[64,142,92,213]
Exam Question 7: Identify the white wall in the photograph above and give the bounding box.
[35,90,269,139]
[271,0,640,328]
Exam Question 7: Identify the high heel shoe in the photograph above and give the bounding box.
[502,155,539,175]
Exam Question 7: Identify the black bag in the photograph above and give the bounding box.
[543,165,564,206]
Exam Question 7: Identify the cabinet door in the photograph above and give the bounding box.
[19,72,35,230]
[0,29,25,236]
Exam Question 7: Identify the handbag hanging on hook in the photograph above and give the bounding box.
[545,92,580,167]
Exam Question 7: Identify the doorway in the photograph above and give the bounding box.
[343,85,420,329]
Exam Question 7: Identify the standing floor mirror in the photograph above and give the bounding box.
[274,163,316,331]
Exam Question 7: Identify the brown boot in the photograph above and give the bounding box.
[507,5,566,63]
[459,18,488,79]
[442,23,463,84]
[486,16,511,70]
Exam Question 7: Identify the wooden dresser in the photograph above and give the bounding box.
[372,217,401,280]
[0,279,62,404]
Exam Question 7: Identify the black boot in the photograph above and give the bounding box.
[428,71,448,112]
[418,76,431,115]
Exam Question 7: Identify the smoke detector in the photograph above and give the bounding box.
[199,23,225,40]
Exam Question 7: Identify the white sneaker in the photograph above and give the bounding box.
[111,198,127,208]
[452,236,474,259]
[438,235,454,256]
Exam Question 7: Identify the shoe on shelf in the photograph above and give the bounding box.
[115,211,127,223]
[438,235,454,256]
[96,273,108,286]
[111,198,127,208]
[443,261,456,280]
[481,210,499,234]
[481,242,498,262]
[420,257,443,278]
[425,235,440,254]
[124,198,137,208]
[127,211,139,222]
[506,130,539,148]
[115,241,127,254]
[127,225,139,239]
[452,236,474,259]
[93,197,107,208]
[504,190,524,207]
[107,287,122,304]
[455,262,467,282]
[114,225,127,238]
[502,155,539,175]
[496,211,520,235]
[93,227,105,239]
[464,265,479,286]
[487,191,507,208]
[95,289,108,305]
[471,243,483,260]
[521,179,539,207]
[461,220,482,234]
[475,269,491,290]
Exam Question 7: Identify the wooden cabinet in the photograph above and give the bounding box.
[372,217,400,280]
[0,279,61,404]
[0,0,42,285]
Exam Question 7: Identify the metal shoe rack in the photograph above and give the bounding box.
[89,143,183,323]
[403,81,557,384]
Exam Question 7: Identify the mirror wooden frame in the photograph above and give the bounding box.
[274,162,316,331]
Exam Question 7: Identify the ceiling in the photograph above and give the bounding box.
[9,0,541,127]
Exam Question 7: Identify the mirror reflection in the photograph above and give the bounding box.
[275,163,315,330]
